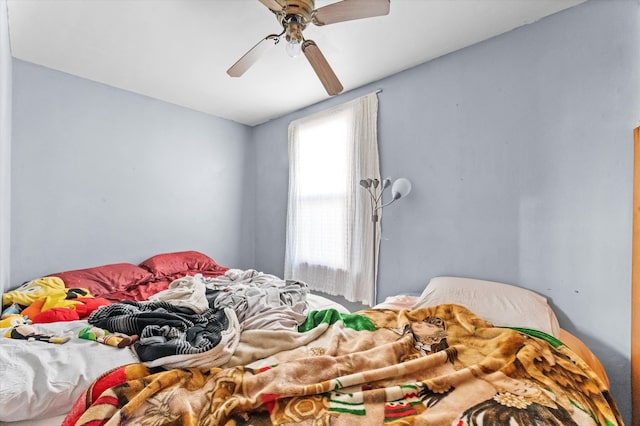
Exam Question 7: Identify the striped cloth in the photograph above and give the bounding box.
[88,300,240,369]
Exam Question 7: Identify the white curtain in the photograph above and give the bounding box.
[0,0,11,295]
[285,93,380,306]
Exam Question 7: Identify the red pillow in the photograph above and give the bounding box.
[50,263,153,297]
[138,251,227,278]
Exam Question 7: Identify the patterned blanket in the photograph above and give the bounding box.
[63,304,622,425]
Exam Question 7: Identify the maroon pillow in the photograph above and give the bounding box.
[50,263,153,297]
[138,251,227,278]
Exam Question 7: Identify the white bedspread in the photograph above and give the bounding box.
[0,320,138,423]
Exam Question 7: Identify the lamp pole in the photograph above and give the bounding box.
[372,207,379,304]
[360,178,390,305]
[360,177,412,305]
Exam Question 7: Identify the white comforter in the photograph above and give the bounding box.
[0,320,138,423]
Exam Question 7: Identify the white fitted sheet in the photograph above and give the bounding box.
[0,320,138,423]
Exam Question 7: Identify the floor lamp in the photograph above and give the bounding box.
[359,177,412,304]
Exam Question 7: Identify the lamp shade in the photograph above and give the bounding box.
[391,178,412,200]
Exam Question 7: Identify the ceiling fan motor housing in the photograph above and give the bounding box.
[278,0,315,31]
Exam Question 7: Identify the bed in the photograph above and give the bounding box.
[0,252,622,425]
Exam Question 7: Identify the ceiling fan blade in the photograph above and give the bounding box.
[227,35,280,77]
[302,40,343,96]
[313,0,390,26]
[258,0,283,12]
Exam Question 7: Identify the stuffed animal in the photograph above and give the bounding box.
[0,313,25,328]
[2,277,90,311]
[1,303,22,319]
[1,277,106,324]
[4,317,71,344]
[78,326,138,348]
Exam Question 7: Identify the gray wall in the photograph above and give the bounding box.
[8,0,638,422]
[0,0,11,295]
[11,59,255,283]
[252,0,639,422]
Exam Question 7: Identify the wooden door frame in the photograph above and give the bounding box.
[632,126,640,422]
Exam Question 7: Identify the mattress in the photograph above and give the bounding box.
[0,271,621,425]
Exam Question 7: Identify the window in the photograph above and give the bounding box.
[285,93,380,305]
[293,107,351,269]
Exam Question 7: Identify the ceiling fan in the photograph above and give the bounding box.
[226,0,391,96]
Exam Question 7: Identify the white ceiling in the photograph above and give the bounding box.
[7,0,586,126]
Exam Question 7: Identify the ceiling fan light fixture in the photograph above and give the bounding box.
[284,17,304,58]
[285,39,302,58]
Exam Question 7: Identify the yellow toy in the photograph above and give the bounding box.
[0,314,24,328]
[2,277,91,312]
